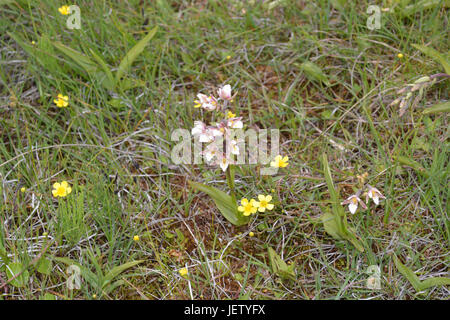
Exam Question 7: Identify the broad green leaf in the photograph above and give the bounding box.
[7,32,58,71]
[104,260,144,284]
[118,77,147,91]
[267,247,296,281]
[37,257,53,275]
[300,61,330,86]
[321,211,343,240]
[423,101,450,114]
[394,155,431,177]
[393,254,450,292]
[41,293,57,300]
[412,44,450,74]
[52,41,99,74]
[403,0,450,16]
[0,243,9,265]
[6,262,29,288]
[93,71,115,91]
[189,181,248,226]
[89,49,115,90]
[115,26,158,83]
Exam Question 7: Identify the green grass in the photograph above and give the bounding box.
[0,0,448,300]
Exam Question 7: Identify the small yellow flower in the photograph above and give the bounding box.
[52,181,72,198]
[58,5,71,15]
[397,53,404,59]
[270,155,289,168]
[249,231,255,237]
[179,268,188,276]
[133,235,140,242]
[53,94,69,108]
[271,189,275,193]
[31,41,36,45]
[20,187,26,193]
[193,100,202,108]
[92,294,97,299]
[237,198,257,216]
[226,111,236,119]
[254,195,274,212]
[226,55,231,60]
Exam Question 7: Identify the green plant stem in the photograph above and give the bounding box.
[226,165,237,204]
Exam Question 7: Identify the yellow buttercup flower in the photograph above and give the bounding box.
[58,5,70,15]
[397,53,404,59]
[254,195,274,212]
[270,155,289,168]
[226,55,231,60]
[249,231,255,237]
[53,94,69,108]
[52,181,72,198]
[237,198,257,216]
[133,235,140,241]
[20,187,26,193]
[179,267,188,276]
[226,111,236,119]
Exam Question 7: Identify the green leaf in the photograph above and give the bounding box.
[402,0,450,16]
[115,26,158,84]
[52,42,99,74]
[89,49,115,90]
[321,211,343,240]
[393,254,450,292]
[267,247,296,281]
[0,244,9,265]
[189,181,249,226]
[41,293,57,300]
[7,32,58,72]
[394,155,431,177]
[412,43,450,74]
[5,262,29,288]
[423,101,450,114]
[37,257,53,275]
[103,260,144,284]
[300,61,330,86]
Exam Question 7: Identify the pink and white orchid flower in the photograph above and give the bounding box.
[217,84,232,101]
[341,194,367,214]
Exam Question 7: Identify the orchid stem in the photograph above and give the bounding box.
[226,165,237,203]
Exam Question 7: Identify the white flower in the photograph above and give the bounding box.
[341,195,366,214]
[366,186,385,205]
[208,127,224,138]
[195,93,217,110]
[204,143,218,162]
[217,84,232,100]
[227,117,243,129]
[229,139,239,155]
[217,156,230,172]
[192,121,214,143]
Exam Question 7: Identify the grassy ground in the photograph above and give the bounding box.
[0,0,448,300]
